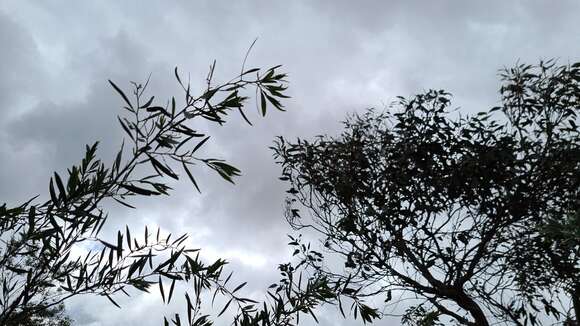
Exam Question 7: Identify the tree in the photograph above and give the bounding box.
[0,58,323,326]
[497,61,579,324]
[5,303,72,326]
[273,60,579,325]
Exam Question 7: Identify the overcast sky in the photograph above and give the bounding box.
[1,1,579,325]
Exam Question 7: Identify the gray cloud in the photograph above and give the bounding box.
[1,1,579,325]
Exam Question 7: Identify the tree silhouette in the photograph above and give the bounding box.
[0,59,309,326]
[274,60,579,325]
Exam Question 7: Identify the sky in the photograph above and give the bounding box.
[0,1,579,325]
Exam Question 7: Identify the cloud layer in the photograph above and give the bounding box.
[1,1,579,325]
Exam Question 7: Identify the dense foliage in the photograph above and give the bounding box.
[274,60,579,325]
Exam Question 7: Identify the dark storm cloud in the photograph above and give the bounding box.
[1,1,579,325]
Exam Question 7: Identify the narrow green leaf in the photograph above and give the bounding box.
[181,162,201,193]
[159,276,165,303]
[105,294,121,308]
[242,68,260,75]
[117,116,134,140]
[53,172,66,200]
[191,136,210,154]
[167,278,176,304]
[218,299,232,317]
[174,67,183,86]
[148,155,178,180]
[237,107,253,125]
[140,96,155,108]
[232,282,247,294]
[185,293,193,322]
[114,142,124,172]
[171,97,176,117]
[117,231,123,258]
[49,179,58,204]
[27,206,36,234]
[113,197,136,209]
[260,91,267,116]
[109,80,133,109]
[120,183,157,196]
[126,225,132,250]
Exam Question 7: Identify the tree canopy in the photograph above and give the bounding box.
[274,60,579,325]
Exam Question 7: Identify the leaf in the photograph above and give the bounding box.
[125,224,132,250]
[265,93,285,111]
[113,197,136,209]
[140,96,155,108]
[171,97,176,116]
[202,88,218,100]
[191,136,210,154]
[218,299,232,317]
[114,143,124,171]
[109,80,133,109]
[127,260,141,280]
[308,308,319,323]
[105,294,121,308]
[148,155,178,180]
[27,206,35,233]
[117,230,123,258]
[117,116,134,140]
[207,161,241,184]
[260,91,267,116]
[99,239,117,251]
[174,135,194,153]
[54,172,66,200]
[49,179,58,204]
[167,278,176,303]
[174,67,183,86]
[242,68,260,75]
[232,282,247,294]
[237,107,253,126]
[159,276,165,303]
[182,162,201,193]
[338,297,346,318]
[120,183,157,196]
[146,106,169,116]
[5,265,28,275]
[185,293,193,322]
